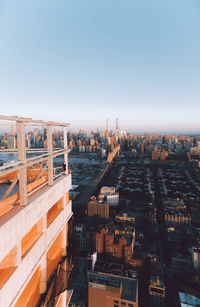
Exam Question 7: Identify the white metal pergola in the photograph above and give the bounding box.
[0,115,70,206]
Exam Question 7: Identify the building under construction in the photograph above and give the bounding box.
[0,116,76,307]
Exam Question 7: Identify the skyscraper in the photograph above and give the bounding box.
[106,118,109,139]
[115,118,119,138]
[149,275,165,307]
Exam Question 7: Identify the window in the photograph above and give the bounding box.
[150,287,164,294]
[128,304,133,307]
[121,303,126,305]
[114,305,119,307]
[114,301,119,304]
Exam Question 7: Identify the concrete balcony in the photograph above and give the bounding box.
[0,198,73,306]
[46,202,72,249]
[0,174,71,263]
[0,233,45,307]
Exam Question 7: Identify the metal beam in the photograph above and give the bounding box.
[35,165,48,181]
[1,175,19,200]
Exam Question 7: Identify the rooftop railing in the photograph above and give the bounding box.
[0,115,70,210]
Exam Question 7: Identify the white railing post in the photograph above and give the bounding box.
[16,120,27,206]
[47,124,53,185]
[64,127,68,174]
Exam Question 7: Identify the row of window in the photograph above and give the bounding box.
[114,300,134,307]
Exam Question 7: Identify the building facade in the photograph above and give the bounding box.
[88,271,138,307]
[0,116,74,307]
[88,200,109,219]
[96,226,134,262]
[149,275,165,307]
[192,246,200,270]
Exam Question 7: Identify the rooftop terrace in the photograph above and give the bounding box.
[0,115,70,219]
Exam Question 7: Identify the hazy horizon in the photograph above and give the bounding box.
[0,122,200,136]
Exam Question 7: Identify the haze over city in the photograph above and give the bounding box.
[0,0,200,132]
[1,1,200,306]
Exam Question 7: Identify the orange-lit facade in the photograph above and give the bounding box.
[96,228,134,262]
[0,116,74,307]
[88,200,109,219]
[88,271,138,307]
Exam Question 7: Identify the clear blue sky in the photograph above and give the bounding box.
[0,0,200,132]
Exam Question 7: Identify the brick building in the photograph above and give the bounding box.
[88,200,109,219]
[96,225,135,262]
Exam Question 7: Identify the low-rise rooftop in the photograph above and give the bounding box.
[179,292,200,307]
[88,271,138,303]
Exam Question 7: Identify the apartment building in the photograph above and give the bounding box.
[88,271,138,307]
[149,275,165,307]
[87,200,109,219]
[96,224,135,262]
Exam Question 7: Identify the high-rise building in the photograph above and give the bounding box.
[115,118,119,138]
[0,116,75,307]
[160,149,168,160]
[149,275,165,307]
[99,186,119,206]
[192,246,200,269]
[11,124,15,136]
[152,150,160,160]
[88,271,138,307]
[106,118,109,139]
[76,223,87,252]
[141,141,144,154]
[87,199,109,219]
[7,136,16,149]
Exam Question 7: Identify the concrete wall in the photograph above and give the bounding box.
[0,174,72,307]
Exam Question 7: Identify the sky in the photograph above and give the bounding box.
[0,0,200,132]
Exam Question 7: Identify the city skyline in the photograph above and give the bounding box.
[0,116,200,307]
[0,0,200,131]
[0,121,200,135]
